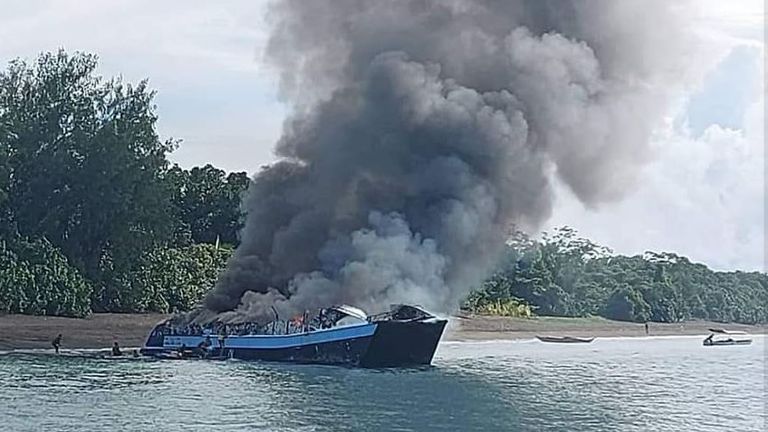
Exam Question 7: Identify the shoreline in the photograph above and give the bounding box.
[444,315,766,341]
[0,313,764,351]
[0,313,168,351]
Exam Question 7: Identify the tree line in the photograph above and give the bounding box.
[1,51,764,325]
[465,227,768,324]
[0,51,247,316]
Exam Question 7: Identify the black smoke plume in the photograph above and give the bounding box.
[200,0,696,323]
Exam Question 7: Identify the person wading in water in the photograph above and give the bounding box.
[197,336,212,358]
[112,341,123,356]
[51,334,62,354]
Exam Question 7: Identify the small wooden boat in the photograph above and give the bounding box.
[703,329,752,346]
[536,336,595,344]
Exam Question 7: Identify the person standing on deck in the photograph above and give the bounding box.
[51,334,62,354]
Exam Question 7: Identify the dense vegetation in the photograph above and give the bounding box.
[465,227,768,324]
[0,51,245,316]
[0,51,764,324]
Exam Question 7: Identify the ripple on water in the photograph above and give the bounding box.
[0,337,765,432]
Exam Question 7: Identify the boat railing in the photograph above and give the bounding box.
[160,305,374,338]
[368,304,434,322]
[159,319,332,338]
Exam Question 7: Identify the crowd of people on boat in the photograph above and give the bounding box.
[158,320,300,337]
[155,308,346,338]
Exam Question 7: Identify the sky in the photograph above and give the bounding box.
[0,0,764,272]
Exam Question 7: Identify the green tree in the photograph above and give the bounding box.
[0,116,12,231]
[111,243,233,313]
[0,50,177,310]
[603,286,650,322]
[468,227,768,324]
[167,164,249,246]
[0,236,91,317]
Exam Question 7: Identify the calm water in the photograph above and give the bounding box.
[0,336,764,432]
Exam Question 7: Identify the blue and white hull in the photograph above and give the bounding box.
[140,306,447,368]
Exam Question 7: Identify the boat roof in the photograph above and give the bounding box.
[332,305,368,321]
[708,328,748,335]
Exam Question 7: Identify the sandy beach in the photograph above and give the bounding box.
[445,315,765,341]
[0,313,168,350]
[0,313,764,351]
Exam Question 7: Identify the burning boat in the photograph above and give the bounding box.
[140,304,447,367]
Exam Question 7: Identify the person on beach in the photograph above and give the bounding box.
[645,322,650,335]
[52,334,62,354]
[112,341,123,356]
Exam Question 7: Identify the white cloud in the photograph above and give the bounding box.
[546,29,764,271]
[542,2,765,272]
[0,0,284,173]
[547,114,764,271]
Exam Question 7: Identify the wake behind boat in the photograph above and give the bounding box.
[536,336,595,344]
[703,329,752,346]
[140,304,447,367]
